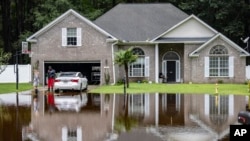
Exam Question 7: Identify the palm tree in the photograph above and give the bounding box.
[114,47,137,88]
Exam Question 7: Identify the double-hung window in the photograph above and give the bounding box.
[129,48,149,77]
[62,28,82,47]
[67,28,77,45]
[128,94,150,118]
[62,126,82,141]
[205,45,234,77]
[209,45,229,77]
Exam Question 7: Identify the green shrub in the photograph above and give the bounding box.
[217,80,223,84]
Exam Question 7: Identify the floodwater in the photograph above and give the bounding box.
[0,89,248,141]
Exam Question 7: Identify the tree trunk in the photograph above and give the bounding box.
[1,0,11,53]
[124,64,129,88]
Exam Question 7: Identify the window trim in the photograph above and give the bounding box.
[204,45,234,78]
[62,28,82,47]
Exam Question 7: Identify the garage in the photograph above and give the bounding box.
[44,61,101,85]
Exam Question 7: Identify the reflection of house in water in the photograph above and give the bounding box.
[29,92,246,141]
[115,93,245,141]
[30,92,114,141]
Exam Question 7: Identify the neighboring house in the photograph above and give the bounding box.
[26,3,250,85]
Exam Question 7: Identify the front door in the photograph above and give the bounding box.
[162,51,180,82]
[167,61,176,82]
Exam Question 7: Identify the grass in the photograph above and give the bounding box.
[89,82,250,95]
[0,83,33,94]
[1,82,249,95]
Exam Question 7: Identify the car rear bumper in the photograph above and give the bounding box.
[54,83,80,91]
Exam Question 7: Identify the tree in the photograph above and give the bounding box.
[114,47,137,88]
[0,48,11,74]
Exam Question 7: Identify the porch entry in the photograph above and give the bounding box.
[162,51,180,82]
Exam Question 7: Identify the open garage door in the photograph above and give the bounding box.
[44,61,101,85]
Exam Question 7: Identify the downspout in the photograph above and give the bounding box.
[111,94,116,133]
[111,40,118,85]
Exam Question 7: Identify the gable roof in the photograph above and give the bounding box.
[189,33,250,57]
[94,3,189,42]
[152,15,218,43]
[26,9,116,42]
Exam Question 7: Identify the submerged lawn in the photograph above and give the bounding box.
[89,83,250,95]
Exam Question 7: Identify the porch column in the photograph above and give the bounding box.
[155,44,159,83]
[155,93,159,126]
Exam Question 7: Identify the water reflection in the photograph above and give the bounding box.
[0,90,247,141]
[0,92,31,141]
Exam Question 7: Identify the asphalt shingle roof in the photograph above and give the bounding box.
[94,3,189,41]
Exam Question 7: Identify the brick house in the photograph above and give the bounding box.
[27,3,250,85]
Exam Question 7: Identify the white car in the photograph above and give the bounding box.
[54,72,88,92]
[54,93,88,112]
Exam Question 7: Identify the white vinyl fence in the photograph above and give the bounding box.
[0,64,32,83]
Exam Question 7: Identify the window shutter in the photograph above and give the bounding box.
[204,57,209,77]
[204,94,209,115]
[145,56,149,77]
[77,28,82,46]
[229,95,234,116]
[77,126,82,141]
[62,126,68,141]
[144,94,150,117]
[229,56,234,77]
[62,28,67,47]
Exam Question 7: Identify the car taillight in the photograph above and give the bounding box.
[55,79,61,82]
[71,79,79,83]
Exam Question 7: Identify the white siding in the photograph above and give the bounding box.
[164,19,215,38]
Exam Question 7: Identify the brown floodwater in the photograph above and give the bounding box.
[0,90,247,141]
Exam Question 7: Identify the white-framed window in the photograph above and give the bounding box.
[129,48,149,77]
[128,94,150,118]
[62,126,82,141]
[205,45,233,77]
[62,28,82,47]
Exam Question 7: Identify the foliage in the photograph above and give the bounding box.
[0,106,11,122]
[32,0,75,29]
[114,47,138,88]
[0,0,249,64]
[114,115,138,133]
[0,48,11,74]
[178,0,249,43]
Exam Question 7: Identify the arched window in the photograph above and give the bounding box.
[129,48,145,77]
[209,45,229,76]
